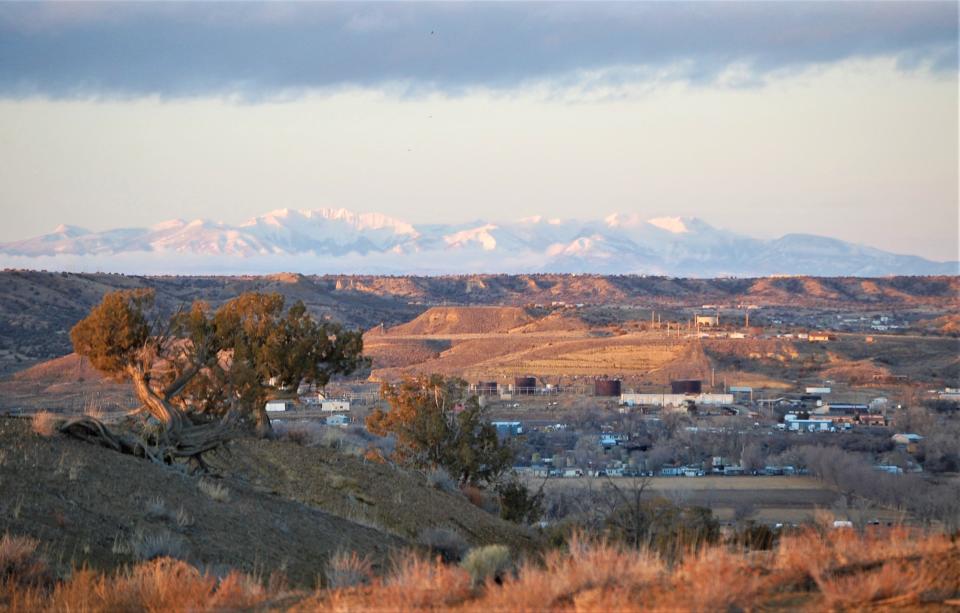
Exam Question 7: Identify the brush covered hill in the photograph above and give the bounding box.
[0,418,535,588]
[0,270,420,376]
[1,270,957,376]
[207,436,537,551]
[339,274,960,309]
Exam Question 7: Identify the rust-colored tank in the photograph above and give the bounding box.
[514,376,537,395]
[594,378,622,397]
[671,379,702,394]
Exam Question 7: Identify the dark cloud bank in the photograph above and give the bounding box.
[0,1,956,98]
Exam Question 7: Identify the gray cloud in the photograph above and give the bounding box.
[0,1,956,98]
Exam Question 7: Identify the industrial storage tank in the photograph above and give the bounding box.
[671,379,702,394]
[476,381,498,395]
[594,378,622,397]
[514,376,537,395]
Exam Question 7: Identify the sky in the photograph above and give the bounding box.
[0,2,957,261]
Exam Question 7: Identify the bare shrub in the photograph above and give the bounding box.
[274,420,323,446]
[425,467,459,494]
[31,410,59,437]
[320,426,373,457]
[325,550,373,588]
[176,506,195,529]
[461,544,512,585]
[459,482,501,515]
[417,527,469,563]
[131,531,187,562]
[285,426,312,446]
[198,479,230,503]
[145,497,175,522]
[461,484,484,508]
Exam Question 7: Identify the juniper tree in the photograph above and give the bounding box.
[62,288,365,465]
[366,374,512,486]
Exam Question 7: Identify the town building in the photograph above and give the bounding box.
[321,400,350,412]
[265,400,294,413]
[325,414,349,427]
[492,421,523,438]
[620,393,734,408]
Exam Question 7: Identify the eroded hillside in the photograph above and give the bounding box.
[0,271,955,376]
[0,418,534,587]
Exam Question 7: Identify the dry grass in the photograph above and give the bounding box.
[0,534,49,589]
[461,545,511,586]
[82,401,105,421]
[4,527,958,611]
[30,411,58,437]
[310,528,960,612]
[325,550,373,589]
[4,558,274,612]
[197,479,229,503]
[144,498,193,529]
[175,506,195,529]
[130,531,188,562]
[145,497,174,522]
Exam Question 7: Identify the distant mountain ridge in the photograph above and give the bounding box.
[1,208,955,276]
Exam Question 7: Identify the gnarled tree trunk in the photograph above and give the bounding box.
[58,365,236,466]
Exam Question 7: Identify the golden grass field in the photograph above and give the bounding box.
[366,306,959,394]
[5,526,958,611]
[365,307,715,385]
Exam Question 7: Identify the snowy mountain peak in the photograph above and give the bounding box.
[444,224,500,251]
[150,219,187,232]
[0,207,954,276]
[244,207,418,237]
[52,224,89,237]
[647,216,694,234]
[604,213,711,235]
[518,215,563,226]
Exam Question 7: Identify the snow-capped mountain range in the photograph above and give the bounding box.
[0,208,955,277]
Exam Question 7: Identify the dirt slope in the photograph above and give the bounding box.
[509,311,591,334]
[207,438,538,553]
[10,353,102,384]
[387,306,533,336]
[0,419,491,587]
[0,353,137,412]
[0,416,538,587]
